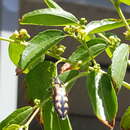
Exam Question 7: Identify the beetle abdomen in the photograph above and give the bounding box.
[53,78,69,120]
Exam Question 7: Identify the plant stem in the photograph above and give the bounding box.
[65,65,130,91]
[0,36,14,43]
[47,48,130,90]
[64,71,88,87]
[46,51,71,63]
[122,81,130,90]
[55,59,63,76]
[98,33,111,44]
[24,107,40,127]
[113,1,130,31]
[64,66,103,88]
[98,34,130,66]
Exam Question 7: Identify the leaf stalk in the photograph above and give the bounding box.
[0,36,14,43]
[112,1,130,31]
[122,81,130,90]
[64,71,88,87]
[24,107,40,127]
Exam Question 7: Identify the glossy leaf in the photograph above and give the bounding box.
[85,19,130,34]
[111,43,129,89]
[120,106,130,130]
[86,71,118,127]
[26,61,56,101]
[42,100,72,130]
[19,30,65,70]
[120,0,130,5]
[69,38,107,63]
[0,106,34,129]
[20,8,79,26]
[59,70,79,92]
[106,47,115,58]
[44,0,62,9]
[8,42,25,65]
[23,55,45,74]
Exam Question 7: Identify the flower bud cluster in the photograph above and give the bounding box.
[48,44,66,55]
[64,18,89,42]
[9,29,30,46]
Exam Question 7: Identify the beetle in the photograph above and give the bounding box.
[52,77,69,120]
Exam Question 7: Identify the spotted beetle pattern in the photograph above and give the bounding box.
[53,77,69,120]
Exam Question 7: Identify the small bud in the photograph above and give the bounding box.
[109,35,120,45]
[56,45,66,55]
[9,30,19,40]
[64,26,70,32]
[124,30,130,40]
[10,29,30,42]
[49,44,66,55]
[70,60,83,70]
[77,60,82,65]
[34,99,40,106]
[80,18,87,25]
[19,29,30,40]
[94,64,101,72]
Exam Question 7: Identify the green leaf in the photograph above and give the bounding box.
[42,100,72,130]
[3,124,21,130]
[120,0,130,5]
[20,8,79,26]
[69,38,107,63]
[44,0,62,9]
[85,19,130,34]
[23,55,45,74]
[59,70,79,92]
[0,106,34,129]
[69,45,89,62]
[111,43,129,89]
[120,106,130,130]
[25,61,56,101]
[86,71,118,127]
[8,42,25,65]
[19,30,65,70]
[105,47,113,58]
